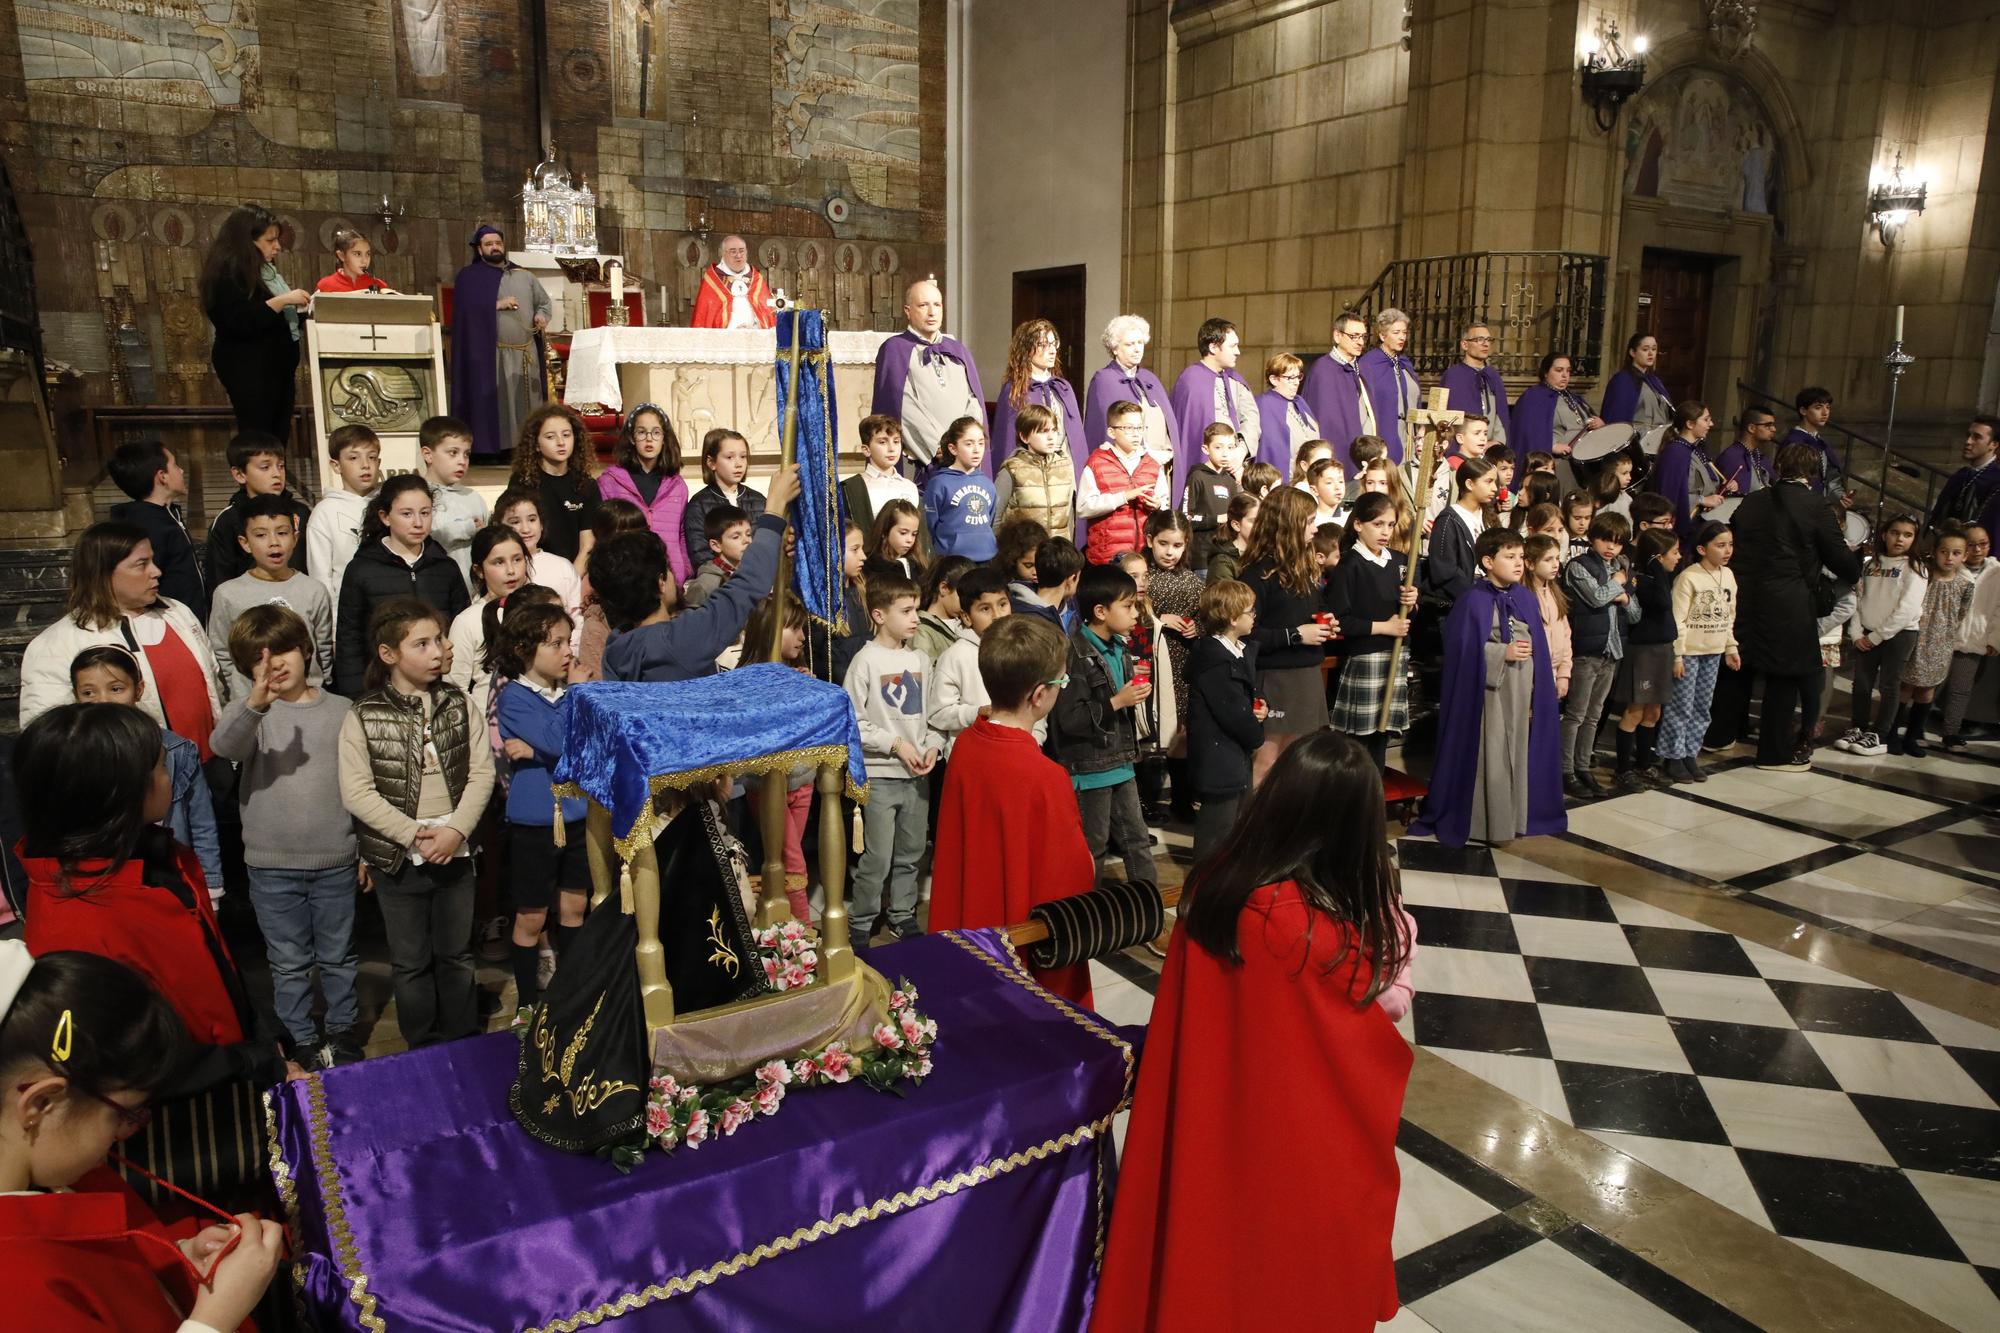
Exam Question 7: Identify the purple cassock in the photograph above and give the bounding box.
[450,223,510,457]
[1254,390,1319,474]
[1510,384,1595,454]
[1715,441,1775,497]
[1083,362,1178,470]
[1168,362,1255,507]
[993,375,1088,482]
[1441,362,1512,444]
[1781,427,1844,497]
[1301,353,1370,467]
[1600,369,1673,424]
[1355,347,1417,464]
[1410,578,1566,848]
[871,331,987,470]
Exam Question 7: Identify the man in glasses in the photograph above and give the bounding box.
[1302,310,1378,470]
[1442,322,1511,446]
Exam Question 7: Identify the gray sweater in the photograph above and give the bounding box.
[208,570,335,703]
[210,689,359,870]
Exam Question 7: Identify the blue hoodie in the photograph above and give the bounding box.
[601,513,785,683]
[921,466,999,561]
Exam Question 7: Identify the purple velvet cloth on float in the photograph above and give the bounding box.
[270,928,1138,1332]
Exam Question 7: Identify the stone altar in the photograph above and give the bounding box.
[562,326,891,459]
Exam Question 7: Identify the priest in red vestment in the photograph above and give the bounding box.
[930,618,1095,1005]
[690,234,776,329]
[1092,731,1415,1332]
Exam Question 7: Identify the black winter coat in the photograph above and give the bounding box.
[1731,481,1862,676]
[110,499,208,622]
[333,537,471,695]
[204,486,312,593]
[1241,560,1335,671]
[1184,635,1263,797]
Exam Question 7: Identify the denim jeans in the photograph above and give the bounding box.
[854,775,928,943]
[1077,778,1156,884]
[247,864,361,1048]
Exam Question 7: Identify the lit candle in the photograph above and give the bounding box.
[610,260,623,307]
[1894,305,1904,343]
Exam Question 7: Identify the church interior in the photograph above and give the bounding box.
[1,1,1998,1330]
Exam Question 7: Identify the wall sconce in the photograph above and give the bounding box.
[1579,17,1647,133]
[1868,149,1928,250]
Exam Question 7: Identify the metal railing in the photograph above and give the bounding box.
[1351,251,1609,380]
[1735,382,1959,522]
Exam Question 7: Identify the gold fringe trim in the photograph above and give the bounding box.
[264,1088,310,1302]
[553,744,867,859]
[524,1115,1115,1333]
[301,1072,386,1332]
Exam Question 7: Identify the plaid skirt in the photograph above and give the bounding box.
[1331,649,1410,734]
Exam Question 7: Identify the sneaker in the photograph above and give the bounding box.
[1574,769,1605,797]
[1616,768,1648,793]
[1830,728,1864,753]
[891,918,924,940]
[477,915,509,962]
[1640,765,1676,788]
[326,1039,366,1067]
[291,1040,325,1070]
[537,946,558,991]
[1850,732,1889,757]
[1941,733,1970,753]
[1563,774,1592,801]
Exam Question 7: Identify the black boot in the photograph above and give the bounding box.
[1615,728,1644,791]
[1903,701,1933,757]
[1637,725,1673,786]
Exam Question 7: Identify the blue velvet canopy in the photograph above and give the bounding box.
[553,670,868,856]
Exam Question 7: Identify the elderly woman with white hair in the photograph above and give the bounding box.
[1356,307,1421,465]
[1084,313,1179,468]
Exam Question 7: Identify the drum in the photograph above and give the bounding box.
[1637,425,1670,456]
[1570,423,1638,462]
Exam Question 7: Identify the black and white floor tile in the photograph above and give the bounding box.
[1395,835,2000,1332]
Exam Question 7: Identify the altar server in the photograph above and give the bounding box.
[870,278,986,469]
[450,223,551,460]
[689,233,776,329]
[1169,317,1261,507]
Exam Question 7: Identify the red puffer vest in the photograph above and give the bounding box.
[1084,447,1162,564]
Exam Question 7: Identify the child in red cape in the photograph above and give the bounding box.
[1093,730,1417,1332]
[0,944,285,1330]
[931,615,1096,1005]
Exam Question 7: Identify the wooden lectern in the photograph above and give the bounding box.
[305,292,447,491]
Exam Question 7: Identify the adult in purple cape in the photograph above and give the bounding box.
[1301,310,1376,468]
[1411,530,1565,848]
[1598,333,1674,430]
[1168,317,1261,507]
[1255,353,1320,474]
[1648,400,1726,550]
[1931,415,2000,530]
[1714,404,1780,499]
[1355,308,1419,465]
[1510,353,1603,458]
[871,277,986,471]
[450,224,551,459]
[992,318,1088,482]
[1439,322,1512,447]
[1083,314,1179,475]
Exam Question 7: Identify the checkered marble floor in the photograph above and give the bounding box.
[1394,836,2000,1332]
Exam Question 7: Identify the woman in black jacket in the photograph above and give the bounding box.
[200,204,311,439]
[1731,442,1864,770]
[334,475,472,695]
[1239,487,1335,783]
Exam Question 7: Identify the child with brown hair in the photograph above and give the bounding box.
[994,401,1077,538]
[508,403,599,563]
[683,428,767,573]
[1205,490,1260,585]
[1892,524,1974,756]
[865,497,927,582]
[1613,527,1683,790]
[1241,459,1282,499]
[1523,533,1573,704]
[1184,577,1267,861]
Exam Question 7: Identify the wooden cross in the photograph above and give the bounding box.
[357,325,388,351]
[1379,389,1463,731]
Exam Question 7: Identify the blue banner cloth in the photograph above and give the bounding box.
[553,671,869,855]
[776,308,851,633]
[270,929,1136,1333]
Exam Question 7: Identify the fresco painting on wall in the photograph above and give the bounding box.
[770,0,921,176]
[15,0,260,111]
[396,0,451,95]
[1623,68,1780,218]
[613,0,667,119]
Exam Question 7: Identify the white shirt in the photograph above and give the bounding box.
[861,462,919,516]
[1355,542,1393,568]
[1076,442,1169,518]
[1216,635,1246,659]
[718,263,758,329]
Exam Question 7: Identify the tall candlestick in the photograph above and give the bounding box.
[1894,305,1904,342]
[610,261,623,306]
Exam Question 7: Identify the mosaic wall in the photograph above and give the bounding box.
[0,0,946,417]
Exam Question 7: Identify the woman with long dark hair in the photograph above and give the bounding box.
[200,204,309,439]
[992,317,1089,478]
[1094,730,1416,1332]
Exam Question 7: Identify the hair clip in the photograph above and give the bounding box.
[51,1009,72,1063]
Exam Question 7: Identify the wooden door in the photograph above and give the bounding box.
[1011,265,1087,399]
[1637,249,1714,407]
